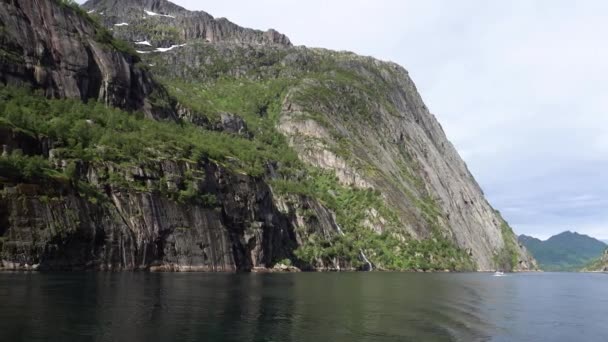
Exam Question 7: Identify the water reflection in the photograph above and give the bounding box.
[0,272,606,341]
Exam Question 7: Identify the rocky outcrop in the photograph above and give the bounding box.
[0,0,175,119]
[0,131,339,271]
[216,113,250,137]
[82,0,291,48]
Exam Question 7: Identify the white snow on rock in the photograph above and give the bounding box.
[114,23,129,27]
[135,41,152,46]
[136,50,151,54]
[155,44,186,52]
[87,10,95,14]
[144,10,176,18]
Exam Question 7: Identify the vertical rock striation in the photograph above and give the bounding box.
[0,0,175,119]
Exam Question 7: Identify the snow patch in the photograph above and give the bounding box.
[114,23,129,27]
[144,10,176,18]
[87,10,95,14]
[135,41,152,46]
[155,44,186,52]
[136,50,151,54]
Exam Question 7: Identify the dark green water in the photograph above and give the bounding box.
[0,272,606,341]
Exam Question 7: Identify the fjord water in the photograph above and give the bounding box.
[0,273,606,341]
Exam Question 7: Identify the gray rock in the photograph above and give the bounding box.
[82,0,291,47]
[0,155,339,271]
[0,0,175,120]
[217,113,250,137]
[276,50,537,271]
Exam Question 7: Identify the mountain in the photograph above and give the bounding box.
[0,0,536,272]
[519,232,606,271]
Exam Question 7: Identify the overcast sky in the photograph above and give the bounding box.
[79,0,608,240]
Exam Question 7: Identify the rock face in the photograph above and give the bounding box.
[0,156,336,271]
[0,0,536,272]
[140,40,536,271]
[0,0,174,119]
[81,0,291,47]
[216,113,250,137]
[278,55,512,271]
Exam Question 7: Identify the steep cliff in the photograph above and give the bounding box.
[81,0,291,47]
[0,0,175,119]
[0,86,339,271]
[0,0,536,272]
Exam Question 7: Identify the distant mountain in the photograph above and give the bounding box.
[518,232,607,271]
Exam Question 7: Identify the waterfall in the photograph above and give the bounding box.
[335,222,373,271]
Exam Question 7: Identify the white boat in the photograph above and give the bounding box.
[493,271,505,277]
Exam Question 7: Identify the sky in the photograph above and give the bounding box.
[78,0,608,240]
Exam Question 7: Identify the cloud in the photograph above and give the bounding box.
[78,0,608,240]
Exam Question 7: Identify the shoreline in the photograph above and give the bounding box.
[0,259,542,274]
[0,265,544,274]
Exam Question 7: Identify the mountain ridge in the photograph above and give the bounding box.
[0,0,536,272]
[519,231,606,271]
[81,0,291,47]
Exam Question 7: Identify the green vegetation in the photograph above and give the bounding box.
[494,221,520,272]
[0,86,299,178]
[275,258,292,266]
[582,251,607,271]
[293,72,379,123]
[132,23,181,43]
[0,150,55,183]
[164,78,293,124]
[272,170,475,271]
[57,0,82,11]
[519,231,607,271]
